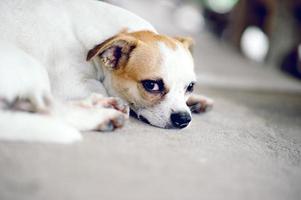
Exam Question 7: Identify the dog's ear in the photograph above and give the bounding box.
[174,36,194,53]
[86,35,138,70]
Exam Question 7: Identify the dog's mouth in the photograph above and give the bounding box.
[130,109,176,129]
[130,109,151,125]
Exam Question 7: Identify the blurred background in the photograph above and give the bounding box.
[104,0,301,92]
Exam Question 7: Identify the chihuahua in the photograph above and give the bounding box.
[0,0,213,143]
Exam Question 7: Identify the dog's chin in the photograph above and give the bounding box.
[130,109,173,129]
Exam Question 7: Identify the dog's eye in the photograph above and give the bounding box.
[141,79,164,93]
[186,82,195,93]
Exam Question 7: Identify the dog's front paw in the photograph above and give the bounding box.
[96,97,129,115]
[96,109,127,132]
[79,93,129,115]
[68,94,129,132]
[187,94,214,113]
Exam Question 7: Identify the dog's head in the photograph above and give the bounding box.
[87,31,196,129]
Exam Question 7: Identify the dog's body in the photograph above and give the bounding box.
[0,0,213,143]
[0,0,155,100]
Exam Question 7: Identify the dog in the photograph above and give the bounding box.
[0,0,213,143]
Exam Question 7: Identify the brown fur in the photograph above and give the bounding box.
[127,31,177,50]
[87,30,192,108]
[111,40,165,107]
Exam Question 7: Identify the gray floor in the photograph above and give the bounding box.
[1,88,300,200]
[1,1,301,200]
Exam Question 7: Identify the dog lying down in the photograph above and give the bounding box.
[0,0,213,143]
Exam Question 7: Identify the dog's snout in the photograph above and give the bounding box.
[170,111,191,129]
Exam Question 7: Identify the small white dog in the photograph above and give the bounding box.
[0,0,213,143]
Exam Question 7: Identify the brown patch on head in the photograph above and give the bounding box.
[111,60,168,108]
[86,30,188,108]
[109,31,177,107]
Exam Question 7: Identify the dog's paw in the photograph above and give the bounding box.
[18,92,52,113]
[187,95,214,113]
[94,97,129,115]
[96,110,127,132]
[1,91,52,113]
[64,94,129,132]
[78,93,129,115]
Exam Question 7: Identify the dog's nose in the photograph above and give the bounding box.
[170,112,191,129]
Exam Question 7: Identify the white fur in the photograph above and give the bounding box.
[0,111,82,144]
[0,0,154,143]
[0,41,51,107]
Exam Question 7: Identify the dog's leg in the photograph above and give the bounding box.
[0,43,82,143]
[53,93,129,132]
[186,94,214,113]
[73,93,129,114]
[0,42,53,113]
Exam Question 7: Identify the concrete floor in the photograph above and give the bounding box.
[0,88,300,200]
[0,1,301,200]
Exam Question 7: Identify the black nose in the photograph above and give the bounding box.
[170,112,191,129]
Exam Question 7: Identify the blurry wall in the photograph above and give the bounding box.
[104,0,301,80]
[203,0,301,79]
